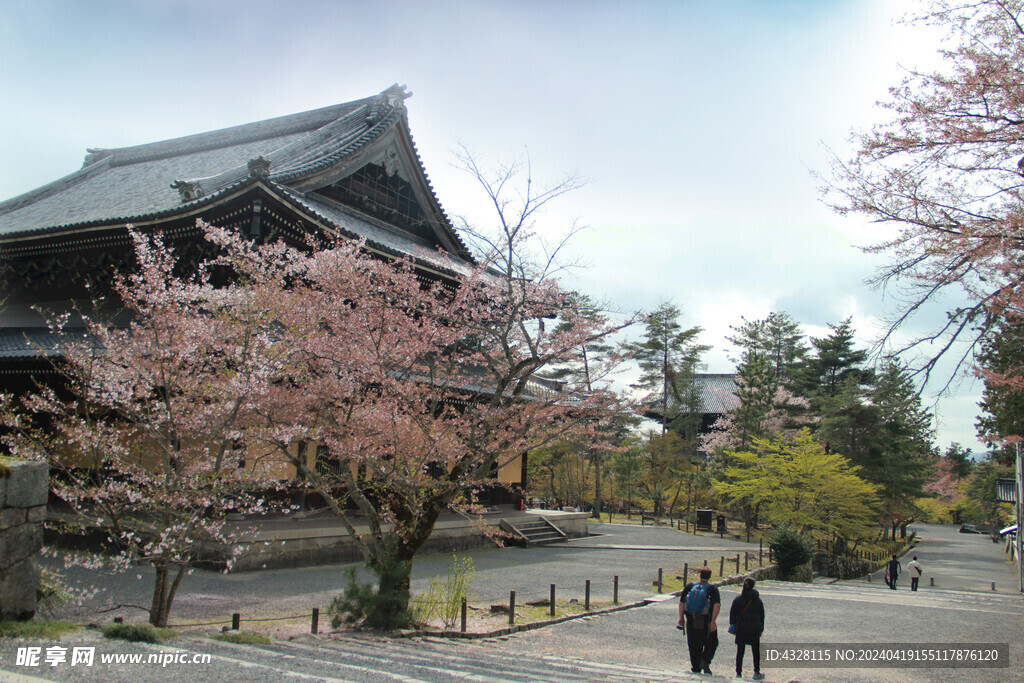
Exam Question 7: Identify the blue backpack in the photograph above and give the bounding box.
[685,583,711,616]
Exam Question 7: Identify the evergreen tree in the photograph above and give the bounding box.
[943,442,974,480]
[800,321,933,538]
[796,317,872,401]
[629,301,709,441]
[729,351,779,451]
[975,319,1024,465]
[870,361,935,537]
[727,311,807,384]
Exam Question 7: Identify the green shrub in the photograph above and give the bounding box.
[212,631,271,645]
[328,542,413,631]
[101,623,176,643]
[411,554,477,629]
[0,621,79,639]
[768,525,813,578]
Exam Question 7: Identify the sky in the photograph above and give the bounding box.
[0,0,988,453]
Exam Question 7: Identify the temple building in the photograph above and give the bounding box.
[0,84,527,495]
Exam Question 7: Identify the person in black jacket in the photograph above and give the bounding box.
[886,554,902,590]
[729,578,765,680]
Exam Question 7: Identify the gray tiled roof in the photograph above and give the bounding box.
[695,373,739,414]
[0,329,63,359]
[0,85,450,245]
[286,190,475,278]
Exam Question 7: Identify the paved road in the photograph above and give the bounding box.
[480,523,1024,682]
[44,523,761,627]
[2,523,1021,682]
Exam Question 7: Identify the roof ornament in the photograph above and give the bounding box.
[365,85,411,125]
[83,148,113,167]
[385,84,411,106]
[248,156,271,179]
[170,180,204,202]
[383,148,400,177]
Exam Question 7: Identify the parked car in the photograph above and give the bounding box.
[959,524,982,534]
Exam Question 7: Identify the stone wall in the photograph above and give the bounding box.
[225,510,590,572]
[813,551,882,580]
[0,458,48,620]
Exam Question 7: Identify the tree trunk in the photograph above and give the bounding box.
[149,561,168,627]
[362,500,445,630]
[591,450,603,519]
[148,560,187,627]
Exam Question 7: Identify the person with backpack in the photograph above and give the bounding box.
[677,567,721,675]
[729,578,765,680]
[906,556,923,591]
[886,554,901,590]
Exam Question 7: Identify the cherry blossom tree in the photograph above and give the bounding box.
[4,151,635,629]
[826,0,1024,392]
[1,230,289,626]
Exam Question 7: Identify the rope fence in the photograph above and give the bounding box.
[141,550,777,635]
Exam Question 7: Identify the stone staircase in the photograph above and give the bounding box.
[500,516,568,546]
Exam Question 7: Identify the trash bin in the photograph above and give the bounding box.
[716,514,727,536]
[696,509,713,531]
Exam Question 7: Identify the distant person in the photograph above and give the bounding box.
[886,554,901,590]
[678,567,721,675]
[730,578,765,680]
[907,556,923,591]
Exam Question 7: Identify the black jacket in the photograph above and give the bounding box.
[729,589,765,636]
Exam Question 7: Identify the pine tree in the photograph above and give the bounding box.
[630,301,709,440]
[796,317,872,400]
[870,361,935,538]
[976,319,1024,465]
[727,311,807,385]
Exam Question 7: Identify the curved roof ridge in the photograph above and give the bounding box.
[96,98,375,169]
[173,91,410,199]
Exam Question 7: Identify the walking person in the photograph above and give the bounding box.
[886,554,901,590]
[678,567,721,675]
[729,578,765,680]
[907,556,923,591]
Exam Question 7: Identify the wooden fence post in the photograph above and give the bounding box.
[614,575,619,604]
[509,591,516,626]
[461,598,467,633]
[550,584,556,617]
[311,608,319,634]
[657,568,663,593]
[585,580,591,610]
[232,613,240,631]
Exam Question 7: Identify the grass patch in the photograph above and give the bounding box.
[211,631,271,645]
[0,620,80,639]
[513,600,612,623]
[101,623,176,643]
